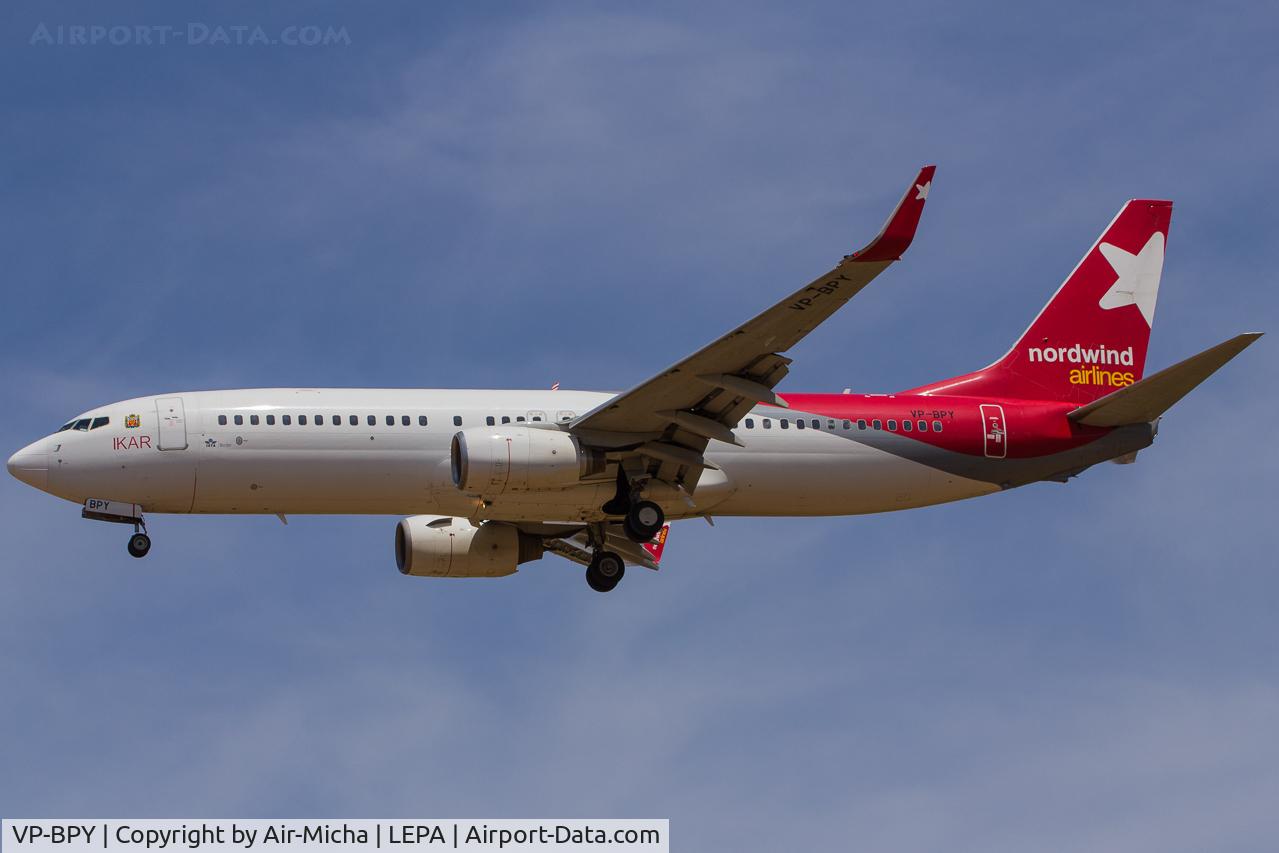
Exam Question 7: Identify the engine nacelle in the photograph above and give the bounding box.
[450,426,604,496]
[395,515,541,578]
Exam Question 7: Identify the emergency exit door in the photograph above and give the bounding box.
[156,397,188,450]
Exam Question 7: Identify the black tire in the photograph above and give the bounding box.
[623,500,664,543]
[586,551,625,592]
[127,533,151,559]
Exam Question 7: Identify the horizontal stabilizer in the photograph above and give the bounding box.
[1068,333,1262,427]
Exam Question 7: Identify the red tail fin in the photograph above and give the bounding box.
[908,199,1172,404]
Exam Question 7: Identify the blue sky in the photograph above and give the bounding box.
[2,2,1277,850]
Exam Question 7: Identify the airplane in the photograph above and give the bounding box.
[6,166,1261,592]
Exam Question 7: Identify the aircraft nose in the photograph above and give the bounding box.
[7,441,48,491]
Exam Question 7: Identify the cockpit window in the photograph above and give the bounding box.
[57,421,75,432]
[73,419,91,431]
[90,417,110,430]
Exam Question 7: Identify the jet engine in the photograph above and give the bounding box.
[395,515,543,578]
[450,426,605,496]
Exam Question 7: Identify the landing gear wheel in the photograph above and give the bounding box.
[623,500,665,543]
[585,551,626,592]
[127,533,152,559]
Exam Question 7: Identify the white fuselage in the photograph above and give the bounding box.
[24,389,997,521]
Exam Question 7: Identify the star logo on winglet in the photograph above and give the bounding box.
[914,181,930,200]
[1098,232,1165,327]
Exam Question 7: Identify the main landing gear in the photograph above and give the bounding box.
[581,470,666,591]
[603,468,666,544]
[586,550,625,593]
[622,500,665,544]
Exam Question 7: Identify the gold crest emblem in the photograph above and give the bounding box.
[125,413,141,429]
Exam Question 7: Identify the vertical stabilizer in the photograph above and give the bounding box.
[908,199,1172,404]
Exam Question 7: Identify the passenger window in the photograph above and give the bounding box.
[401,416,410,426]
[316,415,324,425]
[90,416,110,430]
[842,420,851,430]
[796,419,805,430]
[349,415,358,426]
[298,415,307,425]
[933,420,944,432]
[857,419,867,430]
[453,416,462,426]
[250,415,260,426]
[828,420,836,430]
[267,415,276,425]
[918,420,928,431]
[763,419,772,429]
[501,416,511,424]
[811,419,820,429]
[419,416,428,426]
[486,416,495,426]
[218,415,227,426]
[872,419,882,430]
[386,415,394,426]
[745,418,754,429]
[887,419,897,431]
[333,415,341,426]
[367,415,376,426]
[902,420,912,432]
[516,416,525,422]
[780,419,789,429]
[283,415,292,426]
[531,415,543,422]
[234,415,244,426]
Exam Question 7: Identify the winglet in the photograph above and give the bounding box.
[849,164,936,262]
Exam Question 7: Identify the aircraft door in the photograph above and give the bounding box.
[979,404,1006,459]
[156,397,188,450]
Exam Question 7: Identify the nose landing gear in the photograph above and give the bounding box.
[127,531,152,558]
[81,499,152,559]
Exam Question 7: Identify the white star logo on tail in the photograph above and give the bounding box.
[914,181,930,200]
[1098,231,1164,327]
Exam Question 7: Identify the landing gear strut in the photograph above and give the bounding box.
[585,550,625,593]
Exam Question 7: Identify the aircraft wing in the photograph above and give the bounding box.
[568,165,935,488]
